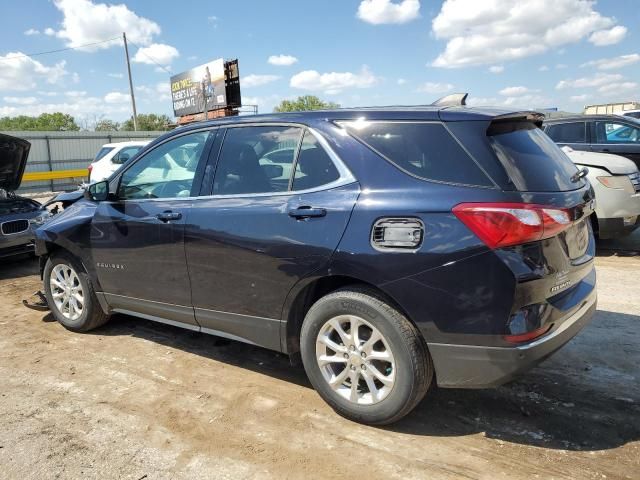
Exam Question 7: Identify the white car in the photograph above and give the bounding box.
[562,146,640,239]
[88,141,150,182]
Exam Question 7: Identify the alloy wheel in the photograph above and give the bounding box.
[50,264,84,321]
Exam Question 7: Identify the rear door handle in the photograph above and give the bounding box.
[156,211,182,222]
[288,206,327,219]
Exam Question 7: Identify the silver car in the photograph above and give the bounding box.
[563,146,640,239]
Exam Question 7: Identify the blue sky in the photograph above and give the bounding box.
[1,0,639,124]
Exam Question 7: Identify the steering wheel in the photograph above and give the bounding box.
[153,181,191,198]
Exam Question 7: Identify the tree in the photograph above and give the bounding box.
[0,112,80,131]
[95,119,120,131]
[273,95,340,112]
[122,113,172,131]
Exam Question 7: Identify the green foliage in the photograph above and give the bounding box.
[94,119,121,131]
[273,95,340,113]
[0,112,80,131]
[122,113,172,131]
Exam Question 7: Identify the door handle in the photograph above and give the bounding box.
[288,206,327,219]
[156,211,182,222]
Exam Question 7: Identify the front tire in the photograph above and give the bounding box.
[300,287,433,425]
[43,252,110,332]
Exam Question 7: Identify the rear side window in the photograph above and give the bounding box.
[292,131,340,191]
[339,121,492,187]
[488,122,582,192]
[94,146,114,161]
[545,122,586,143]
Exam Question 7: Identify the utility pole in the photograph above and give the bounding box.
[123,32,138,131]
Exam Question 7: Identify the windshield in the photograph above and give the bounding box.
[488,122,583,192]
[94,146,115,161]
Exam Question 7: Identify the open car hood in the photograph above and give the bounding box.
[0,133,30,192]
[561,146,638,175]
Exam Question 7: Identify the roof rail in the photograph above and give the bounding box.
[431,93,468,107]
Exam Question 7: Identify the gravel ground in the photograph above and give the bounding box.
[0,245,638,479]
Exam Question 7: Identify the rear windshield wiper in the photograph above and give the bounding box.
[571,166,589,183]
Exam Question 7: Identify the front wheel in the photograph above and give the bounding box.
[300,287,433,425]
[43,252,110,332]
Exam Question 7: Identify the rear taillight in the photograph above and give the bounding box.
[452,202,572,249]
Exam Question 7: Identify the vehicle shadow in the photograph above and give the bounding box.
[0,254,39,280]
[83,308,639,453]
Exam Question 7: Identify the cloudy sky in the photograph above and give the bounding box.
[1,0,638,122]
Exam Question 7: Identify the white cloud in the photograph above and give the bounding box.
[136,82,171,102]
[357,0,420,24]
[44,28,56,36]
[24,28,40,36]
[0,53,68,91]
[243,74,281,88]
[0,96,133,120]
[598,81,638,95]
[108,72,124,79]
[499,86,532,96]
[132,43,179,66]
[556,63,568,69]
[556,73,624,90]
[104,91,130,104]
[48,0,161,50]
[581,54,640,71]
[431,0,625,68]
[268,54,298,66]
[539,65,550,72]
[241,94,286,114]
[38,91,59,97]
[570,94,590,103]
[397,78,407,85]
[3,96,38,105]
[416,82,454,94]
[589,25,627,46]
[488,65,504,74]
[290,66,378,94]
[65,90,86,97]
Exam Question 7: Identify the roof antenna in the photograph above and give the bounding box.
[431,93,468,107]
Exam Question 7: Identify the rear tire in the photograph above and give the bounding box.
[43,252,110,332]
[300,287,433,425]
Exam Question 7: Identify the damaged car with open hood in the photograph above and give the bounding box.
[0,133,51,259]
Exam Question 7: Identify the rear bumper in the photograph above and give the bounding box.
[428,287,597,388]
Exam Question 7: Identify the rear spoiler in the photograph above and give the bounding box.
[492,111,546,128]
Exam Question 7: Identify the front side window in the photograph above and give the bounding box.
[339,121,492,187]
[213,126,303,195]
[595,121,640,143]
[544,122,586,143]
[118,131,211,200]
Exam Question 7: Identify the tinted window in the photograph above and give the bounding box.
[488,122,582,192]
[594,121,640,143]
[94,146,114,161]
[213,126,302,195]
[545,122,586,143]
[623,112,640,119]
[118,131,210,199]
[340,121,492,186]
[292,131,340,191]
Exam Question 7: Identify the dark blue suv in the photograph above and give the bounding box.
[35,107,597,424]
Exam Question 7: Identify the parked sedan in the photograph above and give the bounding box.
[562,146,640,238]
[88,141,149,183]
[0,133,50,258]
[544,114,640,169]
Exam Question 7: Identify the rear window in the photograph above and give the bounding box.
[488,122,582,192]
[94,146,114,161]
[545,122,586,143]
[339,121,493,187]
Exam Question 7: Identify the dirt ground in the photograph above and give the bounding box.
[0,246,638,479]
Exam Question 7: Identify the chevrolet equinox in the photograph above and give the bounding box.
[35,106,597,425]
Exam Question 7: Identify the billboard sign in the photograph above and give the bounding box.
[170,58,227,117]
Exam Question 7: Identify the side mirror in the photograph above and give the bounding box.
[262,164,284,179]
[84,180,110,202]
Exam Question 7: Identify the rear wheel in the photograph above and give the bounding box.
[300,287,433,425]
[43,252,109,332]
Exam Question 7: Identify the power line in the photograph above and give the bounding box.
[127,39,173,74]
[0,36,122,62]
